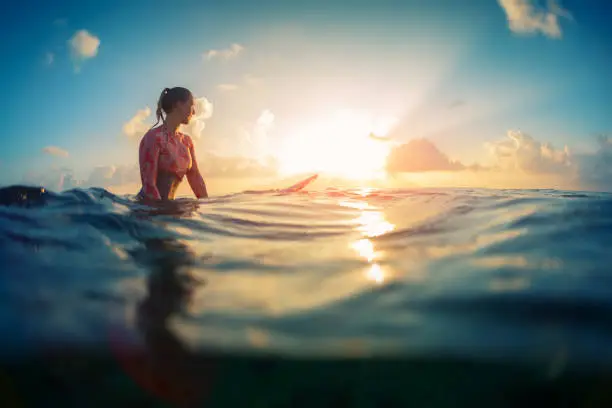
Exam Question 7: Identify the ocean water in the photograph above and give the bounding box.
[1,183,612,407]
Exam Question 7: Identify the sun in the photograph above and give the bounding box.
[276,110,397,180]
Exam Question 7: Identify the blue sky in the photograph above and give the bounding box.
[1,0,611,192]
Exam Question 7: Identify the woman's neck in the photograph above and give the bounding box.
[163,115,181,135]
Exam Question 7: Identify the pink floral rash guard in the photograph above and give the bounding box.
[138,126,208,200]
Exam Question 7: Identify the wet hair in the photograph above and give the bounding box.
[153,87,193,127]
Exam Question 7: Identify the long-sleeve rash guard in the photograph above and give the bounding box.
[138,126,208,200]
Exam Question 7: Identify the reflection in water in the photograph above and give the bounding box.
[114,236,215,407]
[352,239,375,262]
[355,210,395,238]
[348,198,395,285]
[366,264,385,284]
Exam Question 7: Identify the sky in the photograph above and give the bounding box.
[1,0,611,195]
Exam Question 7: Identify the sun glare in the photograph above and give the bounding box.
[349,205,396,285]
[276,110,397,180]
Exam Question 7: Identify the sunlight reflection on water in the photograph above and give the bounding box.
[350,201,395,285]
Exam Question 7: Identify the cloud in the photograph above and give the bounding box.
[181,96,214,140]
[69,30,100,59]
[22,151,278,194]
[256,109,275,128]
[217,83,239,92]
[59,172,81,190]
[86,164,140,187]
[498,0,572,38]
[386,138,465,173]
[216,75,264,94]
[83,155,276,185]
[385,131,575,180]
[42,146,69,158]
[199,152,278,178]
[45,52,55,66]
[204,43,244,60]
[22,166,75,192]
[123,96,214,141]
[26,132,612,194]
[86,166,119,186]
[487,130,572,174]
[68,29,100,71]
[122,107,152,139]
[24,164,139,192]
[482,131,612,191]
[237,110,275,160]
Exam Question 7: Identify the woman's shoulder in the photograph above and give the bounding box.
[141,126,164,143]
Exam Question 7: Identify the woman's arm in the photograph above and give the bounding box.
[139,132,162,200]
[185,136,208,199]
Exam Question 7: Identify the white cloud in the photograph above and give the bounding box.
[42,146,69,158]
[204,43,244,60]
[68,29,100,71]
[181,96,214,140]
[256,109,275,128]
[498,0,572,38]
[122,107,152,139]
[479,131,612,191]
[69,29,100,58]
[487,130,572,174]
[45,52,55,66]
[217,83,239,92]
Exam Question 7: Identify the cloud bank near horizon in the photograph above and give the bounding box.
[22,152,281,193]
[19,126,612,195]
[385,129,612,191]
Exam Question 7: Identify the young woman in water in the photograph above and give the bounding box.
[137,87,208,201]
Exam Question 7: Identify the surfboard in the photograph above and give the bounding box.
[278,174,318,193]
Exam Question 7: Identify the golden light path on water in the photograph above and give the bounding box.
[342,188,395,285]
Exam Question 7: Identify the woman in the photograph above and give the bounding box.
[137,87,208,201]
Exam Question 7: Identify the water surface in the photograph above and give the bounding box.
[1,185,612,406]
